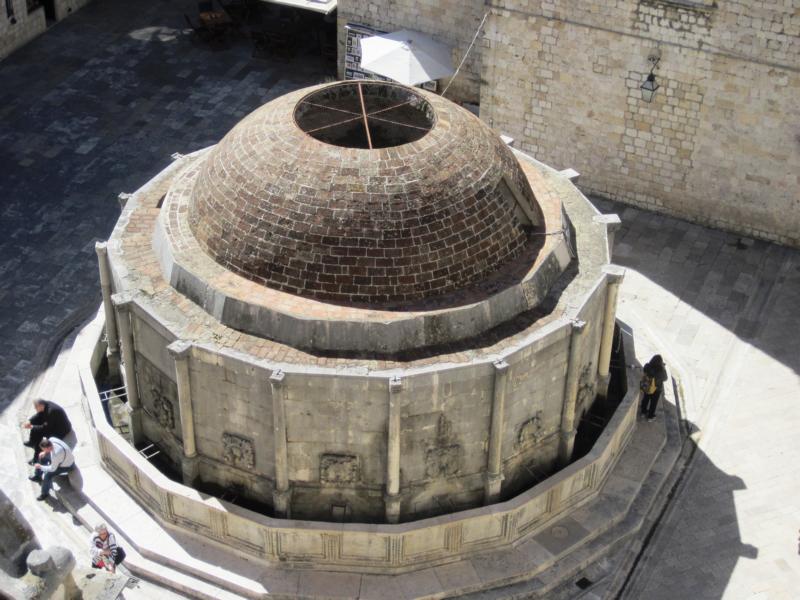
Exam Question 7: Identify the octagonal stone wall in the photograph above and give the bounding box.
[99,82,621,525]
[124,287,607,522]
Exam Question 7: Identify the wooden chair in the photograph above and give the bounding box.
[185,14,224,48]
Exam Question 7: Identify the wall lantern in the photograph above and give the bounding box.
[640,53,661,102]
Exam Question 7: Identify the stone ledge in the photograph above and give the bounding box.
[12,308,682,599]
[44,312,678,598]
[153,152,574,354]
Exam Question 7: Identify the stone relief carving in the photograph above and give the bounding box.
[425,446,461,478]
[425,414,461,479]
[153,393,175,430]
[222,433,255,469]
[319,454,360,485]
[517,410,544,448]
[577,362,595,409]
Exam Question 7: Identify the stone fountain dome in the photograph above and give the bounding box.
[187,81,544,305]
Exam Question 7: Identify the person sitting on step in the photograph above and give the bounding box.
[90,523,126,573]
[29,437,75,501]
[22,399,72,466]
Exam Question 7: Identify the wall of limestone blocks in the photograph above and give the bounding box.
[338,0,800,247]
[0,0,45,60]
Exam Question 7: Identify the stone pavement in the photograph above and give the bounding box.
[0,0,330,410]
[592,198,800,599]
[0,341,189,600]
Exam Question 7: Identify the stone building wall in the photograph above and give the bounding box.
[188,350,277,501]
[0,0,45,61]
[137,353,183,468]
[0,0,93,61]
[497,328,569,497]
[398,364,494,517]
[572,278,607,423]
[482,0,800,246]
[286,374,389,521]
[339,0,800,246]
[336,0,485,104]
[130,314,184,471]
[53,0,92,22]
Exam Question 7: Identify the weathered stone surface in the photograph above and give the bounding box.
[222,433,255,470]
[339,0,800,248]
[188,82,540,305]
[105,76,618,524]
[319,454,360,485]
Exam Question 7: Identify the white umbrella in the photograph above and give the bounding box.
[359,29,454,86]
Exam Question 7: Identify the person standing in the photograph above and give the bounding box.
[22,399,72,465]
[90,524,126,573]
[29,437,75,501]
[640,354,668,421]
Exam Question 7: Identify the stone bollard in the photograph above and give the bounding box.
[18,546,77,600]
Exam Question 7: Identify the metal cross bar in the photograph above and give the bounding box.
[303,114,364,135]
[296,100,362,117]
[357,82,373,150]
[367,113,432,131]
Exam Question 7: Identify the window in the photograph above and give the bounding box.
[6,0,15,20]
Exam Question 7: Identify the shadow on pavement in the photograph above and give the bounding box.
[623,430,760,599]
[592,197,800,377]
[0,0,331,413]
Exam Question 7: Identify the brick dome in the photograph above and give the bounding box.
[188,81,541,305]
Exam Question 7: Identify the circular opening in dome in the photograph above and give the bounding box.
[294,82,435,149]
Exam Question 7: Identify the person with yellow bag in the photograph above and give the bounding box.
[639,354,667,422]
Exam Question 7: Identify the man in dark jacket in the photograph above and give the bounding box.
[22,400,72,464]
[640,354,668,421]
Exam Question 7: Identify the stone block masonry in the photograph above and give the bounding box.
[481,0,800,247]
[0,0,45,61]
[338,0,800,247]
[0,0,93,61]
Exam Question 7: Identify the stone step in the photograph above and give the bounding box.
[56,482,252,600]
[522,397,686,600]
[28,314,685,600]
[453,396,683,600]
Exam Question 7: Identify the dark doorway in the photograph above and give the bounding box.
[572,323,627,461]
[42,0,55,22]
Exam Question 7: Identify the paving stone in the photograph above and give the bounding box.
[593,197,800,599]
[0,0,330,410]
[298,571,362,598]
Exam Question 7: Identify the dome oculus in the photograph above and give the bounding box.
[294,81,435,149]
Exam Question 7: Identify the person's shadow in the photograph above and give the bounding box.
[621,433,759,599]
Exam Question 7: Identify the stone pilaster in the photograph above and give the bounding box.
[385,375,403,524]
[270,369,291,518]
[597,266,626,398]
[95,242,120,372]
[484,359,509,504]
[593,214,622,262]
[559,319,586,467]
[168,340,198,484]
[111,293,142,445]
